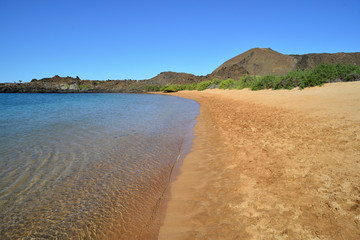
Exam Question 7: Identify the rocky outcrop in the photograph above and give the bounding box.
[0,76,147,93]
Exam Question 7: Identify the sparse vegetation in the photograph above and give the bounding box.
[196,81,212,91]
[219,78,234,89]
[79,84,91,90]
[145,85,161,92]
[160,64,360,93]
[185,83,198,90]
[160,85,182,93]
[2,63,359,93]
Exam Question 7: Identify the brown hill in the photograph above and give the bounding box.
[211,48,360,79]
[211,48,297,78]
[146,49,360,85]
[1,48,360,93]
[32,75,81,84]
[292,52,360,70]
[147,71,206,86]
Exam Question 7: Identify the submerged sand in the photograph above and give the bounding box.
[158,82,360,239]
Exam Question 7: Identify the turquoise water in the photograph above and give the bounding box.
[0,93,199,239]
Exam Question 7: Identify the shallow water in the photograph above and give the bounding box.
[0,93,199,239]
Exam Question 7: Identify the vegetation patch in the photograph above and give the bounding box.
[79,84,91,90]
[161,85,182,93]
[217,64,359,91]
[196,81,212,91]
[149,64,360,93]
[218,79,234,89]
[145,85,161,92]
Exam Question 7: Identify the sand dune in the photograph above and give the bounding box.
[158,82,360,239]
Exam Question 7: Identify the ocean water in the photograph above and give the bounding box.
[0,93,199,239]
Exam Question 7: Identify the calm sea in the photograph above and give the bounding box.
[0,93,199,239]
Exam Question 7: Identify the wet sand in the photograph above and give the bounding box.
[158,82,360,239]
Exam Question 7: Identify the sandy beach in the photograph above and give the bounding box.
[158,82,360,239]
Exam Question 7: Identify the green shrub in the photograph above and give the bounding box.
[196,81,212,91]
[211,78,223,85]
[148,63,360,93]
[344,72,360,82]
[236,75,256,89]
[269,63,360,90]
[219,79,235,89]
[250,75,277,90]
[296,63,360,89]
[176,85,187,91]
[185,83,198,90]
[272,73,302,90]
[299,74,327,89]
[231,79,246,89]
[145,85,161,92]
[161,85,179,92]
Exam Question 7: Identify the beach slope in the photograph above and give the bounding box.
[159,82,360,239]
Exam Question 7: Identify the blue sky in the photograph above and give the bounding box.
[0,0,359,83]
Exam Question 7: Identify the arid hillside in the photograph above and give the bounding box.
[0,75,147,93]
[149,48,360,83]
[211,48,360,79]
[1,48,359,93]
[147,72,207,86]
[212,48,297,78]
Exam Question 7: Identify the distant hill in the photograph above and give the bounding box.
[148,48,360,84]
[291,52,360,70]
[147,71,206,86]
[0,75,146,93]
[1,48,359,93]
[212,48,296,78]
[210,48,360,79]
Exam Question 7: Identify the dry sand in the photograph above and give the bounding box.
[158,82,360,239]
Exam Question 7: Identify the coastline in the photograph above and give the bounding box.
[158,82,360,239]
[0,93,200,239]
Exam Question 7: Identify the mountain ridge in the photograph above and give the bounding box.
[1,48,359,92]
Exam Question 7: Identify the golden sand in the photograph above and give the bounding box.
[158,82,360,239]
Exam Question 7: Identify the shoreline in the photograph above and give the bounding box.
[158,82,360,239]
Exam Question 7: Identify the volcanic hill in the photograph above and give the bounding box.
[1,48,359,92]
[210,48,360,79]
[147,48,360,84]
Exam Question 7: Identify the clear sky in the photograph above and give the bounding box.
[0,0,359,83]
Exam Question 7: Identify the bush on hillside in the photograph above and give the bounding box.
[219,79,235,89]
[211,78,223,85]
[148,63,360,93]
[185,83,198,90]
[196,81,212,91]
[145,85,161,92]
[161,85,179,92]
[250,75,278,90]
